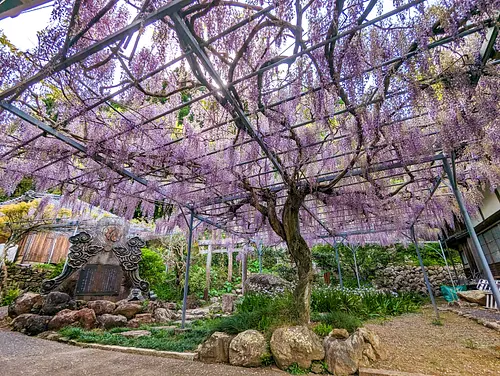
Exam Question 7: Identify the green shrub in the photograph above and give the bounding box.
[286,363,309,374]
[311,287,424,319]
[314,311,362,333]
[139,247,182,301]
[312,322,333,337]
[139,248,166,286]
[50,261,65,278]
[260,353,274,366]
[1,285,21,306]
[211,293,299,335]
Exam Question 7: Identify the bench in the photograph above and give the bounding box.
[476,279,500,309]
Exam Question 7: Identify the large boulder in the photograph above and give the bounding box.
[48,308,97,330]
[77,308,98,329]
[41,292,75,315]
[324,328,385,375]
[114,302,142,319]
[243,273,292,295]
[8,292,43,318]
[270,326,325,370]
[87,300,116,315]
[119,330,151,338]
[97,314,128,329]
[11,314,52,336]
[153,308,175,323]
[229,330,268,367]
[457,290,487,306]
[127,313,153,328]
[198,332,235,364]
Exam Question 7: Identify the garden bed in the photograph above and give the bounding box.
[59,324,212,353]
[55,287,425,359]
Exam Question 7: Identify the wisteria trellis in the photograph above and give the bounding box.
[0,0,499,321]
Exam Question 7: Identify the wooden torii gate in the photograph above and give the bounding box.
[198,239,249,299]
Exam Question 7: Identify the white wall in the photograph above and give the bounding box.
[471,189,500,227]
[0,244,18,263]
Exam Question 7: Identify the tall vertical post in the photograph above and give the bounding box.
[181,210,194,329]
[241,252,248,294]
[335,240,343,288]
[204,243,212,301]
[411,226,440,320]
[227,248,233,282]
[442,238,460,283]
[438,238,456,290]
[258,240,263,273]
[352,245,361,289]
[443,159,500,309]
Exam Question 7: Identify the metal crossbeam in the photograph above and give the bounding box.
[0,101,248,240]
[0,0,192,101]
[170,12,289,181]
[195,153,445,208]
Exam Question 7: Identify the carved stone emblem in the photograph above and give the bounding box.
[41,219,150,296]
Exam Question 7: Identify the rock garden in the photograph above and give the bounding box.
[4,271,424,375]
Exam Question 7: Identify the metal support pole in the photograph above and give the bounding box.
[352,245,361,289]
[438,239,456,290]
[258,240,263,273]
[443,159,500,309]
[334,240,343,288]
[181,210,194,329]
[443,240,460,283]
[411,226,440,320]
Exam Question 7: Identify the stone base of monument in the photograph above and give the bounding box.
[8,292,180,336]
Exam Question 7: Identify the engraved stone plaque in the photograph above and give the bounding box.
[75,264,122,296]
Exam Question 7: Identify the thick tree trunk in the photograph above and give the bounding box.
[282,191,313,324]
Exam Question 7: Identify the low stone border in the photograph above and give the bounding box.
[438,307,500,332]
[59,338,197,361]
[359,368,436,376]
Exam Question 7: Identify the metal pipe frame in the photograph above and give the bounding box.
[442,158,500,309]
[0,0,193,101]
[335,240,343,288]
[0,0,492,268]
[181,209,194,329]
[410,225,440,320]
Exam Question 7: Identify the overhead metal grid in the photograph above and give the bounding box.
[0,0,499,315]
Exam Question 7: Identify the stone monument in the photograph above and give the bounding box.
[41,218,150,301]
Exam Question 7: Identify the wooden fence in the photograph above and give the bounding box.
[15,232,70,264]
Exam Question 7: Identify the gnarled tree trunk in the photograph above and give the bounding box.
[282,191,313,324]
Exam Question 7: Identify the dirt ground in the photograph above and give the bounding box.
[366,307,500,376]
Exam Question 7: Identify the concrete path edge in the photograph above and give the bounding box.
[62,339,197,361]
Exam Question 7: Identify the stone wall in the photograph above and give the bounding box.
[373,265,465,295]
[0,264,53,293]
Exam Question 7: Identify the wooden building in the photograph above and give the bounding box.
[445,188,500,278]
[15,232,71,264]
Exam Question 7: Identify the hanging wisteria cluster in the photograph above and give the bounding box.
[0,0,498,319]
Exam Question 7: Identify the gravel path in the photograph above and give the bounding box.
[366,307,500,376]
[459,307,500,323]
[0,330,285,376]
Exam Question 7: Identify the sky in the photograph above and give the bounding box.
[0,0,400,52]
[0,1,54,50]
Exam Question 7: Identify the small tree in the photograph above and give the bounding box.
[0,200,70,300]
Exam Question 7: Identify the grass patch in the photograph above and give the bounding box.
[286,363,309,374]
[312,322,333,337]
[210,293,299,336]
[312,288,424,319]
[432,319,444,326]
[59,325,212,352]
[312,311,363,333]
